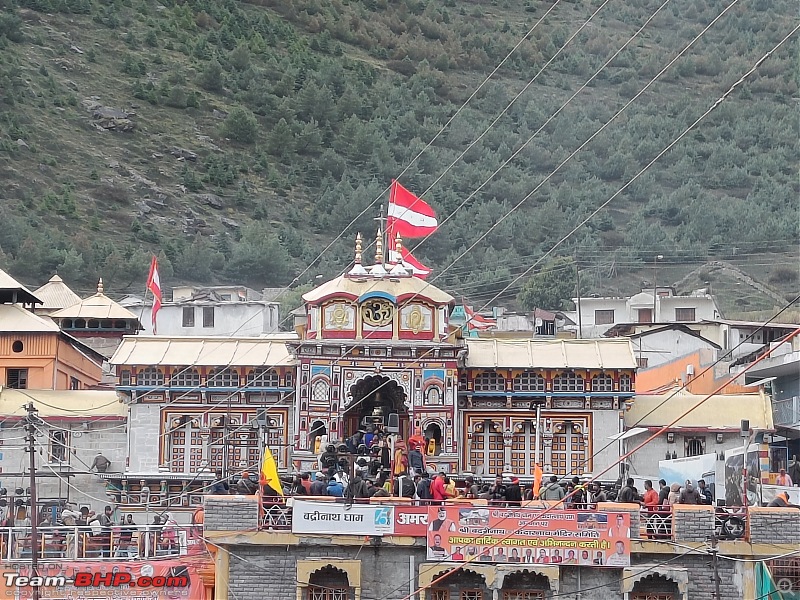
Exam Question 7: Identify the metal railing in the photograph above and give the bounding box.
[639,506,673,539]
[0,524,202,561]
[773,396,800,427]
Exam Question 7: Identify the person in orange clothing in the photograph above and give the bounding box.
[642,480,659,509]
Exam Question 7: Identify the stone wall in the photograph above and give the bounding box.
[671,505,714,542]
[205,495,259,531]
[127,403,161,472]
[748,507,800,545]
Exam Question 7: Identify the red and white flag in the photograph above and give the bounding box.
[464,304,496,331]
[388,240,432,279]
[146,255,162,333]
[387,180,438,238]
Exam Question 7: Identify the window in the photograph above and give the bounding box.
[182,307,195,327]
[247,368,280,387]
[7,368,28,389]
[171,368,200,387]
[513,371,545,392]
[426,386,442,405]
[503,593,544,600]
[69,377,80,390]
[631,595,674,600]
[685,437,705,457]
[312,379,330,403]
[120,370,131,386]
[432,592,450,600]
[207,368,239,387]
[48,430,69,463]
[675,307,696,322]
[595,309,615,325]
[620,374,632,392]
[591,374,614,392]
[637,308,653,323]
[460,592,484,600]
[307,588,349,600]
[136,367,164,387]
[473,372,505,392]
[637,357,649,368]
[203,306,215,328]
[553,372,584,392]
[11,340,23,353]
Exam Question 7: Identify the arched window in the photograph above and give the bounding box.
[247,368,280,387]
[686,437,705,457]
[312,379,330,403]
[591,374,614,392]
[87,319,100,329]
[74,319,86,329]
[62,319,74,329]
[426,386,443,405]
[553,372,585,392]
[620,374,632,392]
[306,566,352,600]
[513,371,545,392]
[208,368,239,387]
[136,367,164,387]
[473,372,505,392]
[171,368,200,387]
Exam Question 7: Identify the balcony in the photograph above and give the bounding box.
[0,524,203,562]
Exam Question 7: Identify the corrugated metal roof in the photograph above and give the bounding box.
[33,275,82,311]
[625,389,774,431]
[0,269,42,305]
[303,274,454,304]
[0,389,126,418]
[464,338,636,369]
[0,304,60,332]
[51,291,140,321]
[109,336,296,367]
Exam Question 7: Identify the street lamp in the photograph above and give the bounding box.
[652,255,664,321]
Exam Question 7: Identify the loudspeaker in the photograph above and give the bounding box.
[387,413,400,434]
[740,419,750,438]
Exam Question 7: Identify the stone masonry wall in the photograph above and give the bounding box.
[672,505,714,542]
[205,495,259,531]
[748,507,800,545]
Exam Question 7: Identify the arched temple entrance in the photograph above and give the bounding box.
[345,375,409,439]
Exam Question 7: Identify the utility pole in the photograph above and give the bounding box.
[23,402,40,600]
[574,253,582,339]
[710,532,721,600]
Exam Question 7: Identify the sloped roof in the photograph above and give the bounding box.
[465,338,636,370]
[33,275,82,311]
[0,389,125,419]
[0,269,41,305]
[625,389,774,431]
[303,274,454,305]
[0,304,60,332]
[51,284,140,322]
[110,336,295,367]
[628,324,721,349]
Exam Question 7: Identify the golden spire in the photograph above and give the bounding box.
[355,233,363,265]
[97,278,104,295]
[394,232,403,259]
[375,228,383,265]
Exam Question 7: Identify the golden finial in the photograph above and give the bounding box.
[375,228,383,265]
[355,233,363,265]
[97,278,104,294]
[394,232,403,258]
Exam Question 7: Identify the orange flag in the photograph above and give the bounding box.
[533,464,543,499]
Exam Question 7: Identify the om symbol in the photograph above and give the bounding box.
[362,300,393,327]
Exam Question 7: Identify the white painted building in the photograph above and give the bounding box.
[627,324,721,369]
[0,389,127,517]
[121,285,281,337]
[571,287,721,338]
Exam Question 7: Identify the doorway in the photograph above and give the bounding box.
[345,375,408,439]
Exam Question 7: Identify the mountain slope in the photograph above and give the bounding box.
[0,0,797,314]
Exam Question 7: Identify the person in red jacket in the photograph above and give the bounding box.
[431,472,454,502]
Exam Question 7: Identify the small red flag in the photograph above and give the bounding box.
[146,256,162,333]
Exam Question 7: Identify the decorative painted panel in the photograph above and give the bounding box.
[322,303,355,331]
[399,304,432,334]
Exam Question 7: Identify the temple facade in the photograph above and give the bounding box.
[111,233,636,489]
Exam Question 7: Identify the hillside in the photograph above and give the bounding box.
[0,0,797,317]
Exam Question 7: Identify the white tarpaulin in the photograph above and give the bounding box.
[291,500,394,536]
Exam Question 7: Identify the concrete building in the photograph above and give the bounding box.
[121,285,280,337]
[622,389,774,480]
[572,287,721,338]
[0,388,126,515]
[625,324,720,369]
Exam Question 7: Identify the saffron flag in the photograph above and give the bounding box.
[533,463,543,499]
[146,255,162,333]
[260,447,284,497]
[387,180,438,238]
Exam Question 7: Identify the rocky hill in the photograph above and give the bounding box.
[0,0,797,316]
